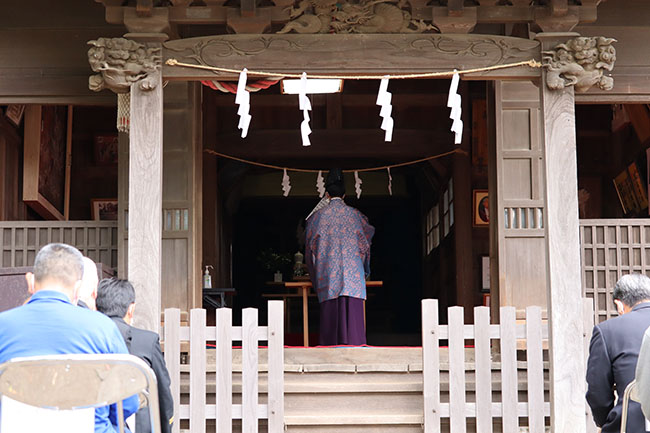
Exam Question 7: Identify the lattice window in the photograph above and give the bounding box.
[425,204,440,255]
[581,219,650,324]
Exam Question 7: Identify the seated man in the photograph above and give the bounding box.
[586,273,650,433]
[0,243,138,433]
[96,278,174,433]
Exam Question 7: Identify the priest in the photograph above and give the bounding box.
[305,168,375,346]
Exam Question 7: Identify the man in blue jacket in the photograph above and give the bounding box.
[586,273,650,433]
[0,243,139,433]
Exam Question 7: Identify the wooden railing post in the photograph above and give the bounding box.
[216,307,233,433]
[499,306,518,432]
[267,301,285,433]
[163,308,181,433]
[189,308,206,433]
[242,308,259,433]
[526,306,545,433]
[422,299,440,433]
[473,306,492,433]
[448,306,466,433]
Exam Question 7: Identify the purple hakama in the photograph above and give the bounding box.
[319,295,366,346]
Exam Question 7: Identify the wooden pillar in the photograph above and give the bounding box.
[537,32,586,433]
[453,82,474,321]
[129,68,163,332]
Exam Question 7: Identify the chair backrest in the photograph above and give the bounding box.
[0,354,161,433]
[636,326,650,418]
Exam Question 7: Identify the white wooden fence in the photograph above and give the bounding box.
[163,301,284,433]
[422,299,549,433]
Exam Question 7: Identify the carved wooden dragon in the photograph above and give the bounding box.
[278,0,436,34]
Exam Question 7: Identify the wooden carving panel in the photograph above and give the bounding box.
[163,34,541,80]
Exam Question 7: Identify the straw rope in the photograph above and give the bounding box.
[204,148,465,173]
[166,58,541,80]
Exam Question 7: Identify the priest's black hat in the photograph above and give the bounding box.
[325,168,345,197]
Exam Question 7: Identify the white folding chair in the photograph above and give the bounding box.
[622,325,650,433]
[0,354,162,433]
[620,379,640,433]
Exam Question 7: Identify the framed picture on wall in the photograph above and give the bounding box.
[93,133,118,165]
[5,105,25,127]
[481,256,490,292]
[473,190,489,227]
[91,199,118,221]
[23,105,72,220]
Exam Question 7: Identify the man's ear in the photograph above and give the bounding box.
[125,303,136,324]
[70,279,82,305]
[614,299,625,315]
[25,272,35,294]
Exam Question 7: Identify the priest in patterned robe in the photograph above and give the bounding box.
[305,168,375,346]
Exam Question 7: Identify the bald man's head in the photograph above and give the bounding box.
[78,257,99,310]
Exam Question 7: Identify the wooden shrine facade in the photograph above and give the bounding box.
[83,20,625,433]
[3,1,650,431]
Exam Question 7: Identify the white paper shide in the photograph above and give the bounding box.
[235,68,252,138]
[376,76,394,142]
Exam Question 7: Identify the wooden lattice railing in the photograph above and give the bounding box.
[0,221,118,269]
[580,219,650,324]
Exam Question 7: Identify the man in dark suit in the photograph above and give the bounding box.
[96,278,174,433]
[586,273,650,433]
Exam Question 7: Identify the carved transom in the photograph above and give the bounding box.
[278,0,436,34]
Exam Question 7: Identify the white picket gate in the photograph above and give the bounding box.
[163,301,284,433]
[422,299,549,433]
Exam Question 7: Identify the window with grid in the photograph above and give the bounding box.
[425,204,440,255]
[443,179,454,237]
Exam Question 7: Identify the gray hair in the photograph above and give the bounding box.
[613,273,650,308]
[96,278,136,318]
[33,243,84,289]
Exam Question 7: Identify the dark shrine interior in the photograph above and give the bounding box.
[204,78,480,345]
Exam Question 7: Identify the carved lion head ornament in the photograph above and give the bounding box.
[88,37,162,93]
[542,36,616,93]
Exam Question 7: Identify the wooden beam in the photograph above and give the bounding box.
[447,0,464,15]
[129,69,163,332]
[103,4,601,26]
[136,0,154,17]
[163,34,541,81]
[551,0,569,16]
[537,33,586,433]
[212,129,456,159]
[240,0,256,18]
[326,94,342,129]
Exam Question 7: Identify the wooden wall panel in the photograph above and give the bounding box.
[162,238,189,311]
[492,80,547,316]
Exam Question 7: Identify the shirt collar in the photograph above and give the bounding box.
[28,290,72,304]
[632,301,650,311]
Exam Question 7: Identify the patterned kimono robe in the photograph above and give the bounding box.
[305,198,375,303]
